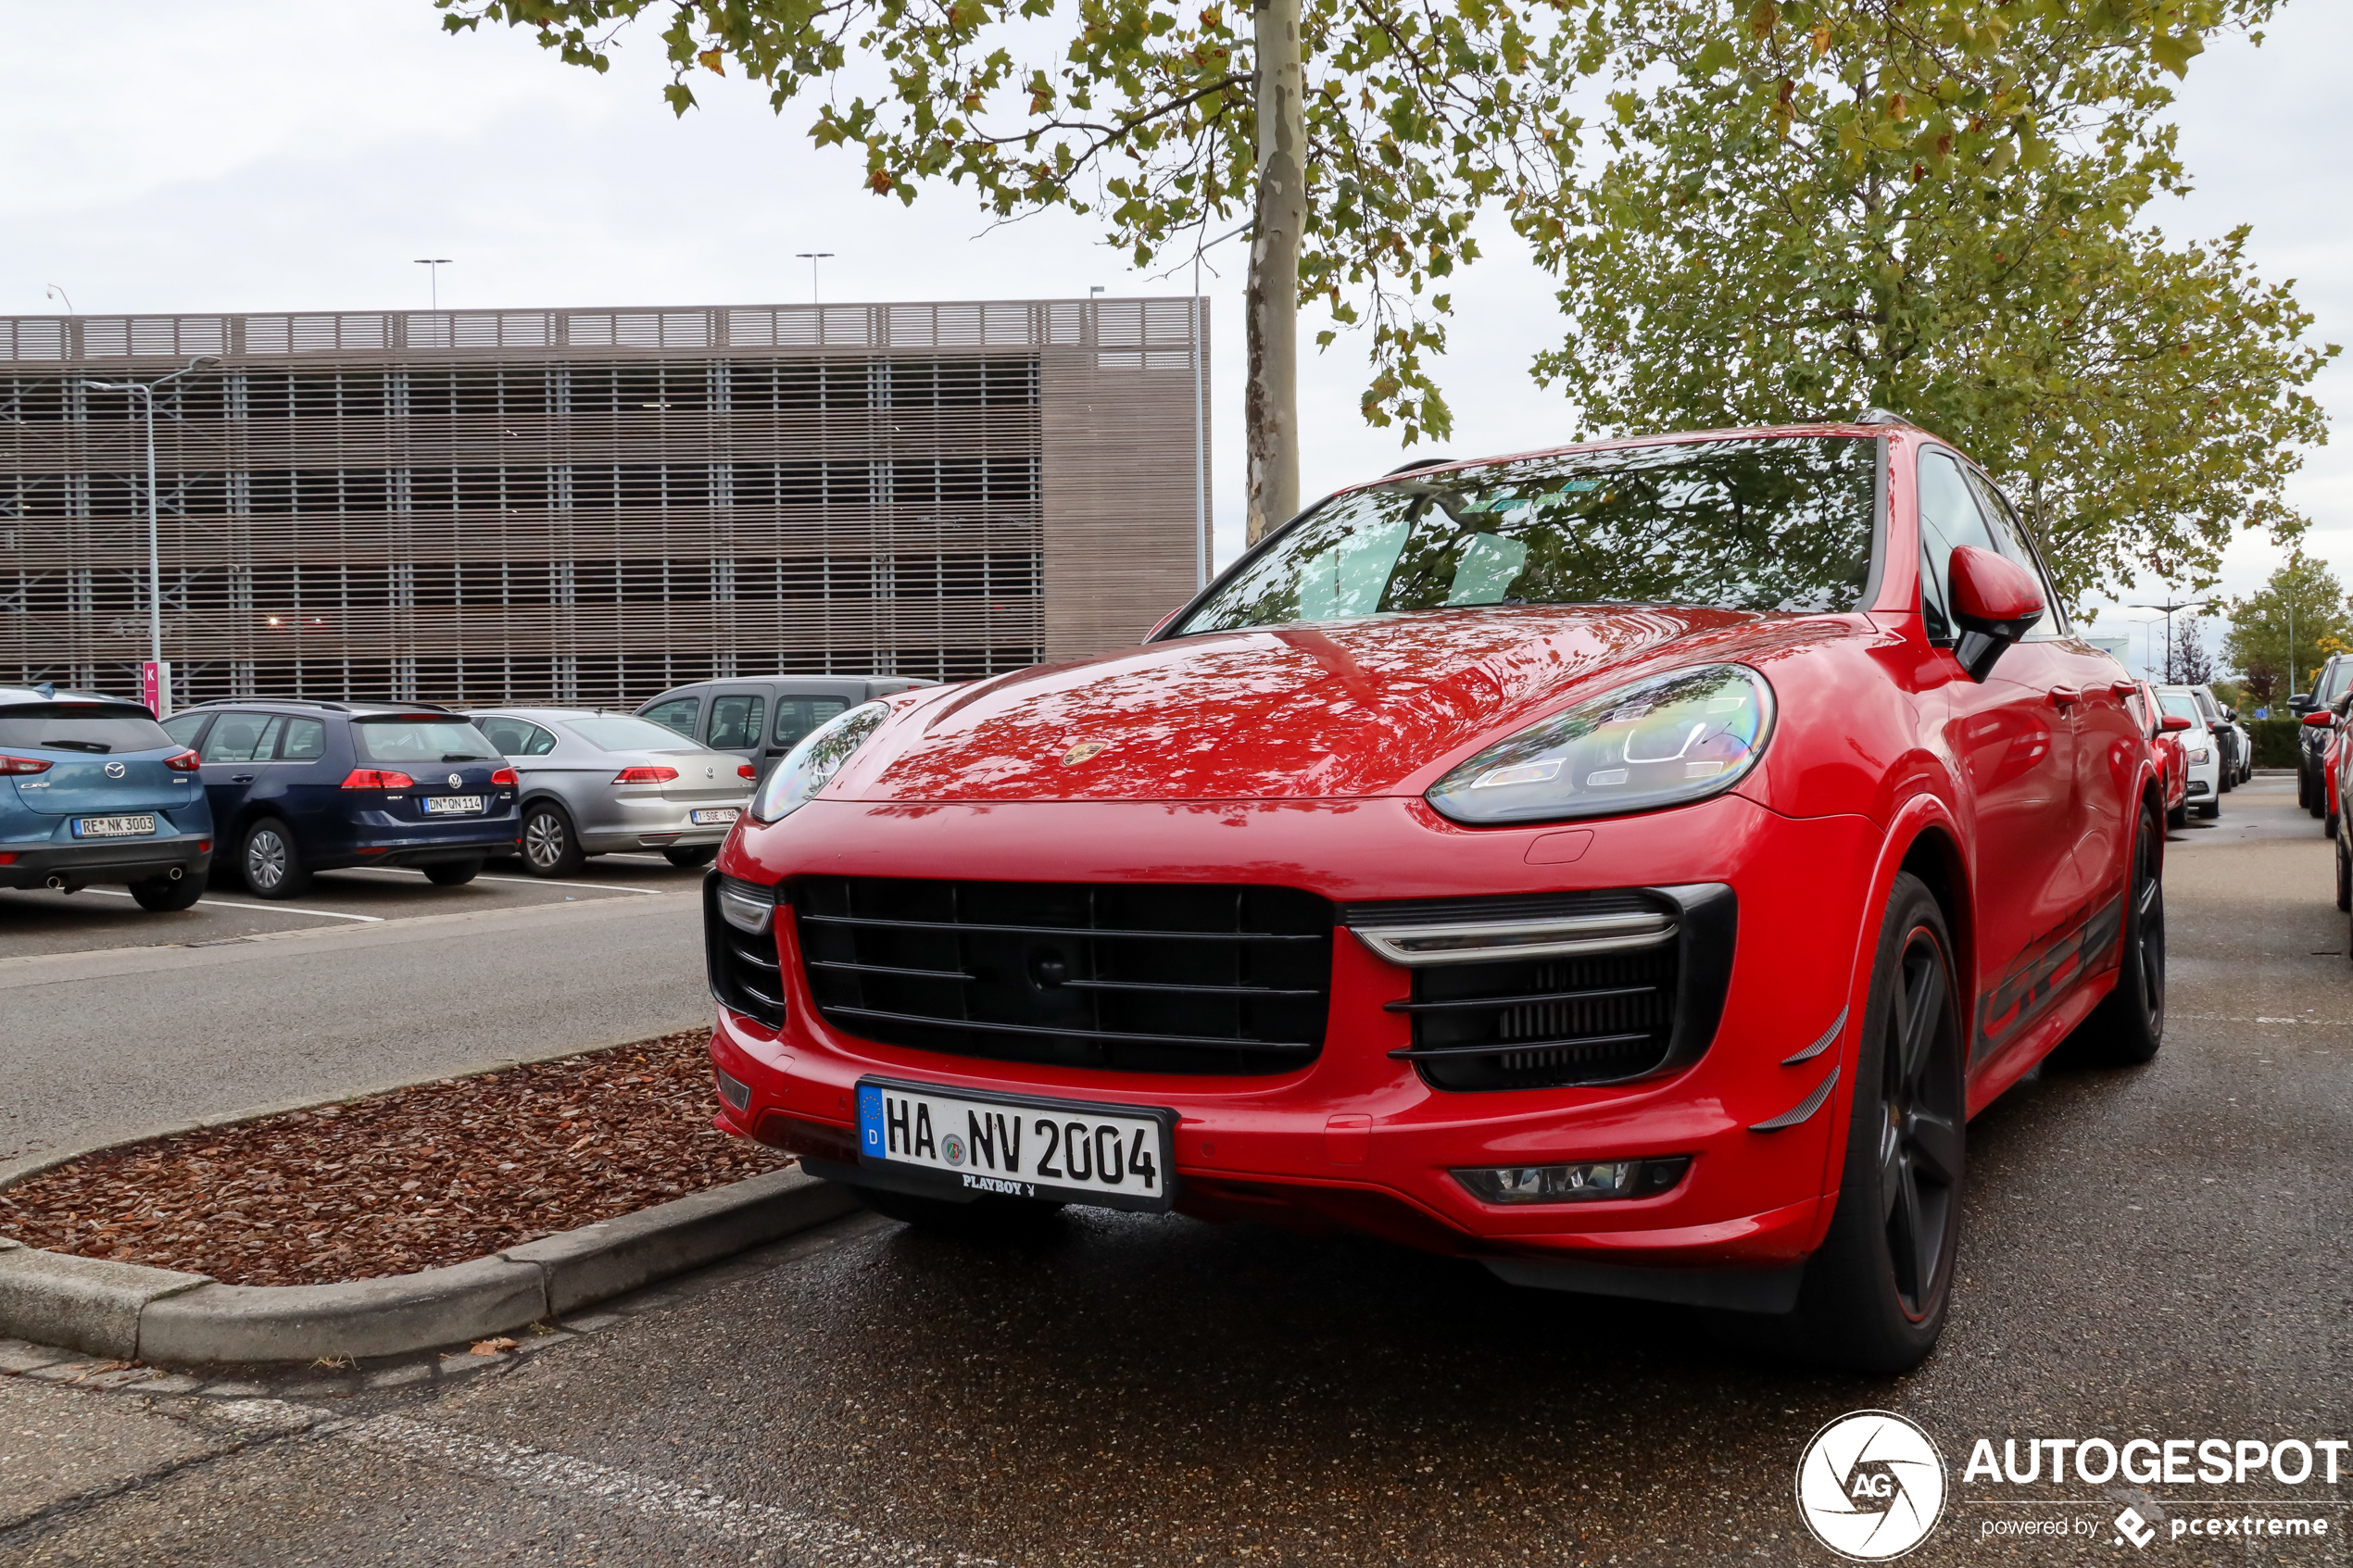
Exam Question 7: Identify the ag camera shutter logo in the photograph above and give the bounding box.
[1795,1410,1948,1560]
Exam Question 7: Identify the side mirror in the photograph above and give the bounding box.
[1945,546,2045,682]
[2290,694,2315,714]
[2303,711,2334,729]
[2158,714,2194,734]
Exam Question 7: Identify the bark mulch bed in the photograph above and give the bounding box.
[0,1028,789,1287]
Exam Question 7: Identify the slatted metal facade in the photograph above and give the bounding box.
[0,297,1208,708]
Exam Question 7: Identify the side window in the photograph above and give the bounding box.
[641,696,700,738]
[706,695,765,750]
[773,696,851,750]
[477,716,534,755]
[521,722,558,756]
[278,717,327,761]
[160,712,209,748]
[1915,451,1997,642]
[199,712,279,764]
[1964,469,2068,639]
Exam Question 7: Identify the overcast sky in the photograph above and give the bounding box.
[4,0,2344,680]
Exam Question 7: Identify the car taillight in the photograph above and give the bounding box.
[163,749,202,771]
[612,765,681,784]
[737,763,756,780]
[490,767,518,786]
[0,755,53,775]
[341,768,418,789]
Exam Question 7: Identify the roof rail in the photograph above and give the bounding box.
[1856,407,1917,427]
[1384,456,1456,475]
[182,696,355,713]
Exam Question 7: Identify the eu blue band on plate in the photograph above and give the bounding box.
[858,1085,887,1155]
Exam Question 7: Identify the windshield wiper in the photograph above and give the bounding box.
[41,740,110,754]
[440,753,486,762]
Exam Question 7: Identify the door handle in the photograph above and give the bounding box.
[231,773,256,784]
[2047,687,2081,709]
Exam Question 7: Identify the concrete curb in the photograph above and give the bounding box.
[0,1168,857,1366]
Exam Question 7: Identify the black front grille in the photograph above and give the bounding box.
[705,873,786,1029]
[1349,884,1737,1092]
[794,876,1333,1074]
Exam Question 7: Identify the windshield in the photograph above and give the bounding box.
[565,716,698,753]
[0,705,174,754]
[2317,659,2353,706]
[2158,694,2203,724]
[353,717,501,763]
[1176,435,1878,635]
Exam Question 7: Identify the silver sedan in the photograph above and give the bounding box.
[470,709,754,876]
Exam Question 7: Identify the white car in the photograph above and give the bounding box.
[2156,684,2222,820]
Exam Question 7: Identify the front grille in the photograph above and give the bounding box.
[794,876,1333,1074]
[705,874,786,1029]
[1348,885,1736,1092]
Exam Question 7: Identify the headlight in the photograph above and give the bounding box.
[2187,747,2209,763]
[1425,663,1774,826]
[749,701,890,822]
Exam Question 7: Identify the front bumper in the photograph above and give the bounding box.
[710,792,1881,1280]
[0,829,212,890]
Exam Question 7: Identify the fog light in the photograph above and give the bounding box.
[716,877,774,935]
[1453,1156,1691,1205]
[714,1066,752,1111]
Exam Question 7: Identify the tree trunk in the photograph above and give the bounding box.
[1245,0,1303,545]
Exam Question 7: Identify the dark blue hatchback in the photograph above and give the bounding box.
[159,700,519,898]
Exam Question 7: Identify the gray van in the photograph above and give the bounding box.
[635,675,933,784]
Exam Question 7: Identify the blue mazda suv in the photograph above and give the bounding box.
[159,700,519,898]
[1,684,214,910]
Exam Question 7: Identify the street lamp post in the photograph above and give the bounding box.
[795,253,834,306]
[413,258,453,310]
[2129,596,2213,685]
[80,356,221,710]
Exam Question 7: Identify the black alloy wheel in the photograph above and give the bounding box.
[241,819,312,899]
[520,802,585,877]
[1744,872,1966,1374]
[663,845,718,869]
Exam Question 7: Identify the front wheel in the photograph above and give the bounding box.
[424,858,483,886]
[129,872,205,912]
[520,803,586,878]
[663,845,718,869]
[1761,872,1966,1374]
[2337,834,2351,914]
[2055,800,2166,1068]
[241,819,311,899]
[2167,803,2187,830]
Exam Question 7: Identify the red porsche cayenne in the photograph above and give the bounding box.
[706,417,2165,1372]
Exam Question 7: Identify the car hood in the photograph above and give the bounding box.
[849,605,1806,803]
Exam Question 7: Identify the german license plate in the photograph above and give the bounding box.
[855,1078,1176,1212]
[689,807,739,825]
[72,815,156,838]
[423,795,484,815]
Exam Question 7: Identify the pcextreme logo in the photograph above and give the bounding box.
[1796,1411,1949,1561]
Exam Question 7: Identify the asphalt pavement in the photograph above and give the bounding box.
[0,854,711,1182]
[3,777,2348,1565]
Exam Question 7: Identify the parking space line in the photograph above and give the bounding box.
[331,864,667,896]
[78,888,386,922]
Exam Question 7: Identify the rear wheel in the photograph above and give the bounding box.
[2055,799,2166,1068]
[853,1184,1065,1237]
[2337,834,2350,914]
[424,858,483,886]
[520,802,586,877]
[240,819,311,899]
[1772,872,1966,1374]
[663,845,718,869]
[2167,803,2187,830]
[128,872,205,912]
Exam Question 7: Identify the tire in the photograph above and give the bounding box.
[2167,803,2186,830]
[240,819,310,899]
[852,1184,1066,1236]
[519,802,586,877]
[1769,872,1967,1374]
[128,872,205,912]
[2336,834,2350,914]
[663,845,719,869]
[424,858,483,886]
[2299,766,2313,810]
[2054,799,2166,1068]
[2197,797,2221,821]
